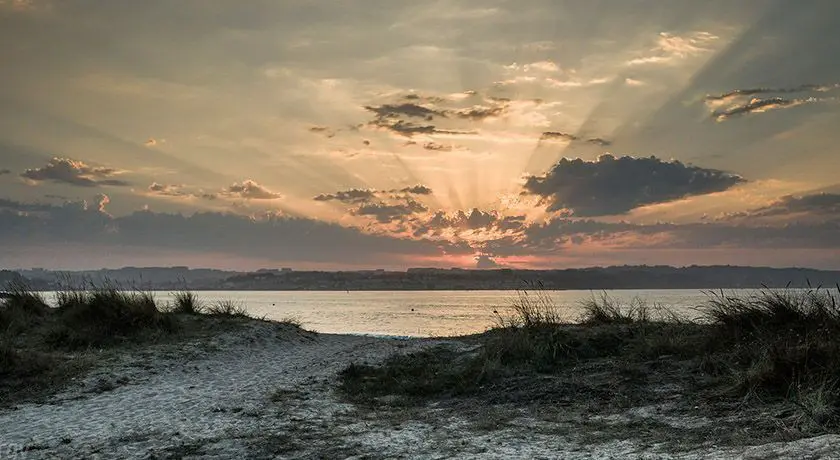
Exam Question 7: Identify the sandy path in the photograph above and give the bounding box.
[2,322,839,459]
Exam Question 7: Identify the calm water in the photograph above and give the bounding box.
[40,289,763,337]
[136,289,738,337]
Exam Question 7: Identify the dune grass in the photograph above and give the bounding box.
[206,300,250,318]
[340,285,840,439]
[0,282,261,405]
[171,289,204,315]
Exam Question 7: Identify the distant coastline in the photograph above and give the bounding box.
[4,265,839,292]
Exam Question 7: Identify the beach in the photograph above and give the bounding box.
[1,317,838,459]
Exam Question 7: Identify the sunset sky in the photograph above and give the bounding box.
[2,0,839,270]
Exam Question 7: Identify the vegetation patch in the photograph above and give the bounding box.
[340,285,840,445]
[206,300,250,318]
[0,282,260,406]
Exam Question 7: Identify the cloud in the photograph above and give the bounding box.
[314,188,377,204]
[0,198,56,212]
[409,209,528,244]
[147,181,281,203]
[539,132,611,146]
[364,103,446,120]
[314,185,433,204]
[148,182,188,197]
[422,142,453,151]
[20,157,130,187]
[705,84,840,121]
[741,193,840,220]
[353,200,427,223]
[627,31,718,66]
[540,131,578,142]
[452,105,507,120]
[711,97,805,121]
[363,93,508,138]
[523,154,746,216]
[0,199,451,266]
[369,119,472,138]
[95,193,110,213]
[398,185,433,195]
[223,180,282,200]
[308,126,336,138]
[587,138,611,147]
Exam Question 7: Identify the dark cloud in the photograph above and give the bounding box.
[706,84,839,101]
[364,103,447,120]
[0,199,449,265]
[314,188,377,204]
[711,97,802,121]
[501,216,840,256]
[369,119,474,138]
[363,94,499,138]
[21,157,130,187]
[705,83,840,121]
[540,131,578,141]
[0,198,56,213]
[314,185,433,204]
[354,199,427,223]
[523,154,746,216]
[397,185,433,195]
[540,132,611,146]
[588,138,611,147]
[746,193,840,219]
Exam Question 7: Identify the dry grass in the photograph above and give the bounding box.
[340,285,840,442]
[206,300,250,318]
[0,282,263,406]
[171,290,204,315]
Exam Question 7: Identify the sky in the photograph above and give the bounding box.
[1,0,840,270]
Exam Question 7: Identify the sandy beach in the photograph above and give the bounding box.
[0,318,837,459]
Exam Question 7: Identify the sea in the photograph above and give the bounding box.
[122,289,759,337]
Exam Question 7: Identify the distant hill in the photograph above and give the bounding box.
[5,265,839,291]
[206,265,840,291]
[0,270,26,288]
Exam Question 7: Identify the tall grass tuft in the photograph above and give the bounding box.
[172,290,204,315]
[48,279,178,348]
[1,281,49,334]
[206,300,249,318]
[493,282,562,328]
[578,293,656,325]
[705,286,840,402]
